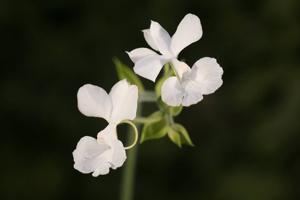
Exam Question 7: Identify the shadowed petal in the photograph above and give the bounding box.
[73,136,110,174]
[143,29,159,51]
[182,79,204,106]
[149,21,172,56]
[161,77,184,106]
[171,59,191,79]
[133,55,167,82]
[97,125,126,169]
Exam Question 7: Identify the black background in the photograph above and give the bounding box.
[1,0,299,199]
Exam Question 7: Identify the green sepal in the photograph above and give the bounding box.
[154,63,175,97]
[140,111,168,143]
[113,57,144,91]
[167,123,194,147]
[157,98,183,117]
[169,106,183,116]
[171,123,194,146]
[155,76,168,97]
[167,126,182,147]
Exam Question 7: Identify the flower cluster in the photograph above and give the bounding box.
[127,13,223,106]
[73,13,223,177]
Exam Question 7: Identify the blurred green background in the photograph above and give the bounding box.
[1,0,299,199]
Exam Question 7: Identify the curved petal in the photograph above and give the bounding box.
[182,79,204,107]
[133,55,167,82]
[97,125,126,169]
[73,136,110,174]
[143,29,159,51]
[161,77,184,106]
[171,13,202,56]
[171,59,191,79]
[149,20,172,56]
[109,80,138,124]
[110,139,126,169]
[126,48,158,63]
[92,160,110,177]
[77,84,112,121]
[191,57,223,95]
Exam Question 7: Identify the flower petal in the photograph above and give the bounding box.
[149,20,172,56]
[126,48,158,63]
[97,125,126,169]
[191,57,223,95]
[171,13,202,56]
[171,59,191,79]
[182,79,204,106]
[92,161,110,177]
[161,77,184,106]
[109,80,138,123]
[110,139,126,169]
[143,29,159,51]
[133,55,167,82]
[73,136,110,174]
[77,84,112,121]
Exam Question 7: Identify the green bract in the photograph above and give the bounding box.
[114,58,144,92]
[140,111,168,143]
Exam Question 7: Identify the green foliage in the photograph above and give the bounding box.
[113,58,144,91]
[171,123,194,146]
[169,106,183,116]
[157,97,183,116]
[167,124,194,147]
[140,111,168,143]
[155,76,168,97]
[167,126,182,147]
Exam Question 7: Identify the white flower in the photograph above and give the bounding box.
[127,13,202,82]
[161,57,223,107]
[73,80,138,177]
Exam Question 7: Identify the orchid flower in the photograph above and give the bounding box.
[127,13,223,107]
[127,13,202,82]
[72,80,138,177]
[161,57,223,107]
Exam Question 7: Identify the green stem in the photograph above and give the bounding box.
[138,91,156,102]
[120,104,142,200]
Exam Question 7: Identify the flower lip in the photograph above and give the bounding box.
[161,57,223,107]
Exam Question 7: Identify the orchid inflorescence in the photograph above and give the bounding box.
[73,13,223,177]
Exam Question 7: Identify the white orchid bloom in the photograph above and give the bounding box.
[161,57,223,107]
[127,13,202,82]
[73,80,138,177]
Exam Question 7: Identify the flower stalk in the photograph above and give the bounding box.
[120,105,142,200]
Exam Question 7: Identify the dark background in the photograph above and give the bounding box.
[1,0,299,199]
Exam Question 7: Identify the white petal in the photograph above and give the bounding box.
[191,57,223,95]
[73,136,110,174]
[133,55,167,82]
[77,84,112,121]
[161,77,184,106]
[171,59,191,79]
[126,48,158,63]
[182,79,204,106]
[109,80,138,124]
[110,139,126,169]
[143,29,159,51]
[97,125,126,169]
[92,161,110,177]
[149,20,172,56]
[171,13,202,56]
